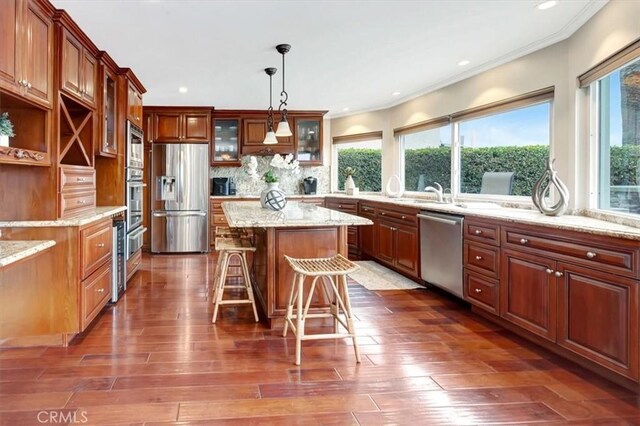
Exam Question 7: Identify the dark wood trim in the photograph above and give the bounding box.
[144,106,214,113]
[332,130,383,144]
[393,116,450,137]
[118,67,146,94]
[578,38,640,88]
[97,51,119,74]
[450,86,555,121]
[52,9,99,56]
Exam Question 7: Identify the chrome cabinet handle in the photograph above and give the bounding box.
[475,255,483,260]
[520,238,528,245]
[96,243,105,248]
[545,268,554,275]
[474,229,482,235]
[555,271,564,277]
[77,177,86,182]
[79,200,87,204]
[475,288,482,293]
[586,251,597,259]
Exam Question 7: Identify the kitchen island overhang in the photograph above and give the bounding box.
[221,201,372,327]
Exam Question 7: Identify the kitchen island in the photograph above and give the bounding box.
[222,201,372,327]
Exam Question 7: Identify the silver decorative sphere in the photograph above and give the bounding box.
[264,190,287,211]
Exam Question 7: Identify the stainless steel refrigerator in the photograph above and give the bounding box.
[151,143,209,253]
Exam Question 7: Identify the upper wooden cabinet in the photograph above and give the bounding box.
[95,52,118,157]
[295,117,323,165]
[0,0,54,109]
[148,108,212,143]
[127,83,143,128]
[212,117,241,166]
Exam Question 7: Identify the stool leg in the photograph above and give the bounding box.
[283,272,298,337]
[240,252,259,322]
[295,274,304,366]
[341,274,360,363]
[212,250,225,303]
[212,251,230,324]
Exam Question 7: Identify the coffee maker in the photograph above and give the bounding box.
[303,176,318,195]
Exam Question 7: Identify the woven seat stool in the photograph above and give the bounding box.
[212,237,259,323]
[282,254,361,365]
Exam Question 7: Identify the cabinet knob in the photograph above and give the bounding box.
[554,271,564,277]
[401,215,406,220]
[27,82,31,89]
[77,177,85,182]
[20,79,26,86]
[586,251,597,259]
[520,238,528,245]
[475,255,483,261]
[96,243,105,248]
[474,288,482,293]
[97,288,104,293]
[338,205,342,208]
[381,212,386,216]
[79,200,86,204]
[474,229,482,235]
[545,268,554,275]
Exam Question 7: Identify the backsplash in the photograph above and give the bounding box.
[210,156,330,195]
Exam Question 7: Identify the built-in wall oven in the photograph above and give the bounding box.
[126,120,146,259]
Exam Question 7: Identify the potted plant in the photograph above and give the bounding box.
[344,167,358,195]
[260,169,287,210]
[0,112,15,147]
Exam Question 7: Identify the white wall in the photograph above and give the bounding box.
[330,0,640,209]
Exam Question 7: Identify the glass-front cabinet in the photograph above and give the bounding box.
[212,118,240,166]
[295,117,322,165]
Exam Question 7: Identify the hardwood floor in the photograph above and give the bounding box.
[1,253,639,425]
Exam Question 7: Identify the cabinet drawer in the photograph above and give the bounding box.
[81,261,112,330]
[503,227,638,278]
[464,242,500,278]
[59,190,96,218]
[359,203,377,219]
[378,207,418,226]
[464,220,500,246]
[59,166,95,192]
[299,198,325,206]
[126,248,142,281]
[326,200,357,213]
[213,215,228,226]
[81,219,113,279]
[464,270,499,315]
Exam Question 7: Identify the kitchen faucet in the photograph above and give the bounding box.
[424,182,444,202]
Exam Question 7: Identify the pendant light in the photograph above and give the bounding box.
[263,67,278,145]
[275,44,293,137]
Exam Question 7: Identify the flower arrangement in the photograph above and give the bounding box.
[263,169,278,183]
[0,112,15,137]
[244,154,300,182]
[344,166,355,177]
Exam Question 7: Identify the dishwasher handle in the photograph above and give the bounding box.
[417,213,462,226]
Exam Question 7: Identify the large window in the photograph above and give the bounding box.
[333,135,382,192]
[458,102,551,196]
[595,57,640,216]
[401,124,452,192]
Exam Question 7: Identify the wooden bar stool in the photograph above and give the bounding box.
[212,237,259,323]
[282,254,361,365]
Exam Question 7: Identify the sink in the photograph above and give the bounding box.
[401,199,438,204]
[455,202,502,209]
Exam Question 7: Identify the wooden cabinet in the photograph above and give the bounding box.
[96,54,117,157]
[325,198,360,260]
[377,221,395,264]
[80,219,113,279]
[377,219,419,277]
[127,83,143,128]
[58,165,96,219]
[243,118,269,145]
[501,248,557,342]
[241,116,294,156]
[295,117,323,165]
[60,28,97,108]
[358,203,377,257]
[0,0,53,108]
[465,270,499,315]
[212,118,240,166]
[80,260,112,331]
[151,108,211,142]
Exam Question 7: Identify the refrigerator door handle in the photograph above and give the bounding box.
[153,211,207,217]
[179,148,184,205]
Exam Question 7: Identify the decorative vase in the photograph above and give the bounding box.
[260,182,287,211]
[0,135,8,147]
[532,158,570,216]
[345,175,355,192]
[386,174,404,198]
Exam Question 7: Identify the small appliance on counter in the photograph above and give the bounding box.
[212,177,236,196]
[303,176,318,195]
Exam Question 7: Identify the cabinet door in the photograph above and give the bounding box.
[154,113,182,141]
[377,221,395,265]
[212,118,240,165]
[143,112,154,144]
[0,0,21,93]
[135,91,143,127]
[557,262,638,380]
[97,67,117,156]
[394,223,419,278]
[243,118,268,145]
[61,30,82,98]
[81,51,97,106]
[359,218,376,256]
[500,249,557,342]
[183,113,210,142]
[295,117,322,165]
[23,0,52,107]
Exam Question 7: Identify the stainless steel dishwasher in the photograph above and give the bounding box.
[418,211,464,298]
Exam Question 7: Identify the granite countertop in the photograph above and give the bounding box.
[222,201,373,228]
[0,206,126,228]
[0,240,56,268]
[211,194,325,199]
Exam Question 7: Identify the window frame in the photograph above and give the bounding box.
[398,88,554,202]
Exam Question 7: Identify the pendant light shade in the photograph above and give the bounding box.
[276,43,292,138]
[263,67,278,145]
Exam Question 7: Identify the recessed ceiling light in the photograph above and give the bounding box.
[392,91,401,96]
[178,86,188,93]
[458,60,470,66]
[342,107,350,111]
[536,1,557,10]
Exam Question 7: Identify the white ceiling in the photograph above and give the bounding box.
[52,0,606,117]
